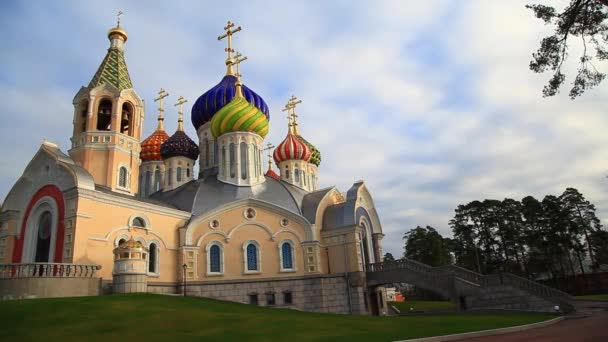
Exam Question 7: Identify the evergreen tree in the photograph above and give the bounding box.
[526,1,608,98]
[403,226,452,267]
[383,252,395,262]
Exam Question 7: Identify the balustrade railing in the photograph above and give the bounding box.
[0,263,101,279]
[366,258,574,309]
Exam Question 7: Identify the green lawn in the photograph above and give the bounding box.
[389,300,456,312]
[576,294,608,300]
[0,294,554,342]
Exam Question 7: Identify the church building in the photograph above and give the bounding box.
[0,19,386,315]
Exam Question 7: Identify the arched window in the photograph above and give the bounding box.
[96,99,112,131]
[120,103,133,135]
[118,167,128,188]
[118,238,126,247]
[186,167,190,178]
[148,243,158,273]
[221,145,226,177]
[132,217,145,228]
[285,169,290,179]
[229,143,236,178]
[176,167,182,182]
[154,168,161,191]
[303,170,307,186]
[210,245,221,273]
[144,171,151,196]
[240,142,247,180]
[138,174,144,196]
[204,139,210,168]
[253,145,258,178]
[295,168,300,183]
[167,168,173,186]
[35,211,52,262]
[213,141,219,165]
[280,241,294,271]
[245,242,259,272]
[79,100,88,133]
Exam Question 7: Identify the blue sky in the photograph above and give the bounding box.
[1,0,607,256]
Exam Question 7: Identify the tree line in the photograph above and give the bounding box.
[399,188,608,280]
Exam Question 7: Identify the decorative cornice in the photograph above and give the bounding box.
[66,187,190,219]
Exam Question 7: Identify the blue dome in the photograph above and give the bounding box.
[191,75,269,130]
[160,131,199,160]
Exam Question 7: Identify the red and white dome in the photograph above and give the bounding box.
[273,132,312,164]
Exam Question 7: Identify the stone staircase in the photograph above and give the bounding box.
[366,259,575,313]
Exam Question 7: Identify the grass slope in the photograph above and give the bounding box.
[0,294,553,342]
[389,300,456,312]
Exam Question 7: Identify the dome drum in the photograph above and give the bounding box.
[216,131,265,187]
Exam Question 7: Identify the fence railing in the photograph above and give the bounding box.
[0,263,101,279]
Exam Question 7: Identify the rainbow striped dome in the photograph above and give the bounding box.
[140,129,169,162]
[273,132,312,164]
[210,96,269,138]
[191,75,269,130]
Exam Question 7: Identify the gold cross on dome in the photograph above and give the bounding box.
[281,101,293,128]
[174,96,188,119]
[233,51,248,78]
[263,142,275,168]
[218,21,242,60]
[154,88,170,117]
[116,10,123,27]
[287,96,302,133]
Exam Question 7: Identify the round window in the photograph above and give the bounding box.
[280,218,289,227]
[244,208,256,219]
[209,219,220,229]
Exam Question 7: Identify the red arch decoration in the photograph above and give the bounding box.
[12,185,65,263]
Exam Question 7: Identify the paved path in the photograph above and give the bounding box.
[460,301,608,342]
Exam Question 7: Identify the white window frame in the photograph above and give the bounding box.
[243,240,261,274]
[278,239,296,273]
[147,240,160,277]
[23,197,59,263]
[117,164,130,190]
[206,240,224,276]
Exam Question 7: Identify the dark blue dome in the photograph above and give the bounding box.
[191,75,270,130]
[160,131,199,160]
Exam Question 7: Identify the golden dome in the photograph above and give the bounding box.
[108,26,128,42]
[116,237,147,251]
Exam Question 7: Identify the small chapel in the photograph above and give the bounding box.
[0,18,387,315]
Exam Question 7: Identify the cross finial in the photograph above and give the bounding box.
[116,10,123,27]
[233,51,247,98]
[174,96,188,131]
[234,51,248,79]
[282,100,294,132]
[154,88,169,130]
[218,21,242,75]
[264,142,275,170]
[282,96,303,134]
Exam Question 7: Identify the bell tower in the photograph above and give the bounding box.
[68,13,144,195]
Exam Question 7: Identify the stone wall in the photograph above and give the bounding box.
[113,274,147,293]
[147,274,363,314]
[0,277,101,299]
[466,284,556,312]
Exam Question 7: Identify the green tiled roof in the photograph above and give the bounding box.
[298,135,322,166]
[88,48,133,90]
